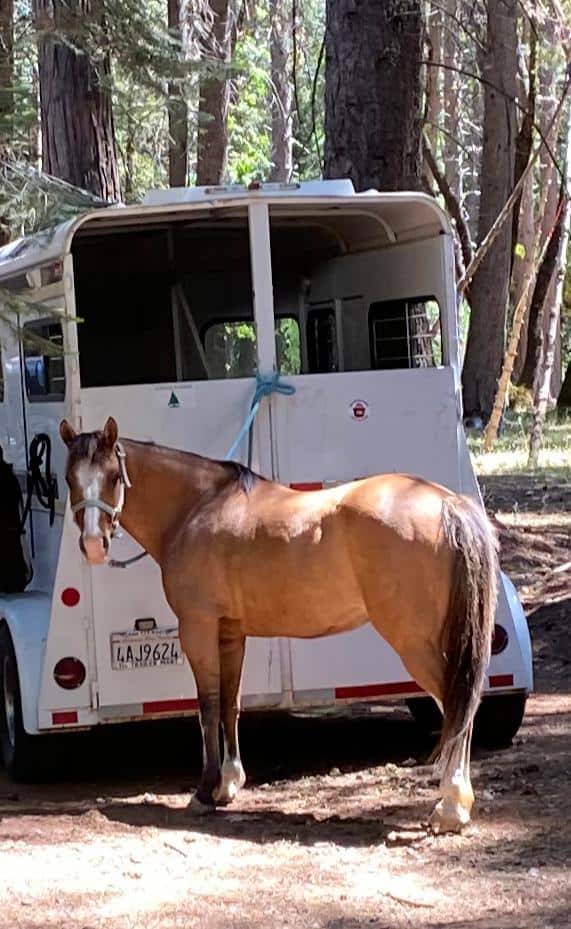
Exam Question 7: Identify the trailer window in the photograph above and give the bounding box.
[369,298,441,370]
[23,319,66,401]
[306,306,338,373]
[203,317,301,378]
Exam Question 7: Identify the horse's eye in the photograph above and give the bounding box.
[111,472,121,487]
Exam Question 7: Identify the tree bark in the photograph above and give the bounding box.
[519,198,563,391]
[196,0,233,186]
[168,0,188,187]
[559,360,571,408]
[515,18,562,382]
[442,0,462,205]
[510,26,536,277]
[33,0,120,201]
[0,0,13,150]
[528,105,571,466]
[425,1,442,150]
[269,0,292,182]
[461,0,518,422]
[324,0,425,192]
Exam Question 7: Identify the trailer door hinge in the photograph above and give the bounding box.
[90,680,99,710]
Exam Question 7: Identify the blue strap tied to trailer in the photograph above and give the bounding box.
[224,370,296,464]
[110,372,295,568]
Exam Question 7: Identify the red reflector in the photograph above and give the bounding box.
[52,710,78,725]
[491,624,509,655]
[61,587,80,607]
[489,674,514,688]
[335,681,423,699]
[54,657,86,690]
[143,698,198,715]
[290,482,323,491]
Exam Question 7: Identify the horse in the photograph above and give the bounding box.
[60,416,498,833]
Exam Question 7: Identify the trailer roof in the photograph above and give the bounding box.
[0,180,451,280]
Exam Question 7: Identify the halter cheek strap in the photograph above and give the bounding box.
[71,442,131,534]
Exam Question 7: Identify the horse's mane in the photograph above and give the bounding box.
[70,433,263,495]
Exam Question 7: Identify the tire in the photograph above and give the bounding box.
[406,696,442,734]
[407,692,527,748]
[473,692,527,748]
[0,624,43,781]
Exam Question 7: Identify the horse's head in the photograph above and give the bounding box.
[60,417,130,565]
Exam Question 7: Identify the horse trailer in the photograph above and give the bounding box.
[0,180,533,779]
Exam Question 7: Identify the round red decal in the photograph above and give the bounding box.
[350,400,369,421]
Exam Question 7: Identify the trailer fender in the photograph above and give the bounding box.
[498,572,534,693]
[0,592,51,736]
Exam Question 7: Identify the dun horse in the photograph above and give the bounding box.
[60,416,498,833]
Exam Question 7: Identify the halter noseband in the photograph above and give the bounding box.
[71,442,132,534]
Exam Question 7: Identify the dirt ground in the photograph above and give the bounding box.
[1,471,570,929]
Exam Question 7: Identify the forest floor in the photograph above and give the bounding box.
[0,455,570,929]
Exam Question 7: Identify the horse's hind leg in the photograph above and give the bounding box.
[429,727,474,834]
[398,644,474,833]
[178,615,222,815]
[214,620,246,806]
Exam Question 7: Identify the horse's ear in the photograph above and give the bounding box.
[102,416,119,450]
[60,419,77,448]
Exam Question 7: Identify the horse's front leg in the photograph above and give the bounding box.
[179,615,222,814]
[214,619,246,806]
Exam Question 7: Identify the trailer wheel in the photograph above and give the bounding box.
[473,692,527,748]
[406,696,442,735]
[0,625,41,781]
[406,692,527,748]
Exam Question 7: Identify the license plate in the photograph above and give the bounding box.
[110,627,184,670]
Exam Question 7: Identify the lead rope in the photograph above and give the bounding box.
[109,372,295,569]
[108,442,149,569]
[224,370,296,465]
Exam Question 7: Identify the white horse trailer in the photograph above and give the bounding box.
[0,180,532,779]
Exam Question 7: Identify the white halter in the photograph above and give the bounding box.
[71,442,131,534]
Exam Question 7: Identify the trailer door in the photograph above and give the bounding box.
[73,215,283,710]
[267,218,462,702]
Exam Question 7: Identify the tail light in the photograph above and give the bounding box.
[54,657,86,690]
[491,624,508,655]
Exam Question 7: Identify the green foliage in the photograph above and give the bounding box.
[227,8,272,184]
[290,0,325,180]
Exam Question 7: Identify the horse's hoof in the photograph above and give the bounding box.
[213,781,239,806]
[186,794,216,816]
[213,761,246,806]
[428,799,470,835]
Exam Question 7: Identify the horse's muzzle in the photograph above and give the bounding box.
[80,534,109,565]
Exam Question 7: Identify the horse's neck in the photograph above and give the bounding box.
[118,440,226,562]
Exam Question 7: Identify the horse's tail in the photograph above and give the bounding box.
[435,495,499,778]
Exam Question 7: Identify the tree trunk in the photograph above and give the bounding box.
[461,0,518,422]
[442,0,462,205]
[528,106,571,466]
[514,18,561,382]
[269,0,292,182]
[324,0,425,192]
[0,0,13,150]
[196,0,232,186]
[518,198,563,391]
[168,0,188,188]
[559,360,571,408]
[425,1,442,150]
[33,0,120,201]
[510,26,536,277]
